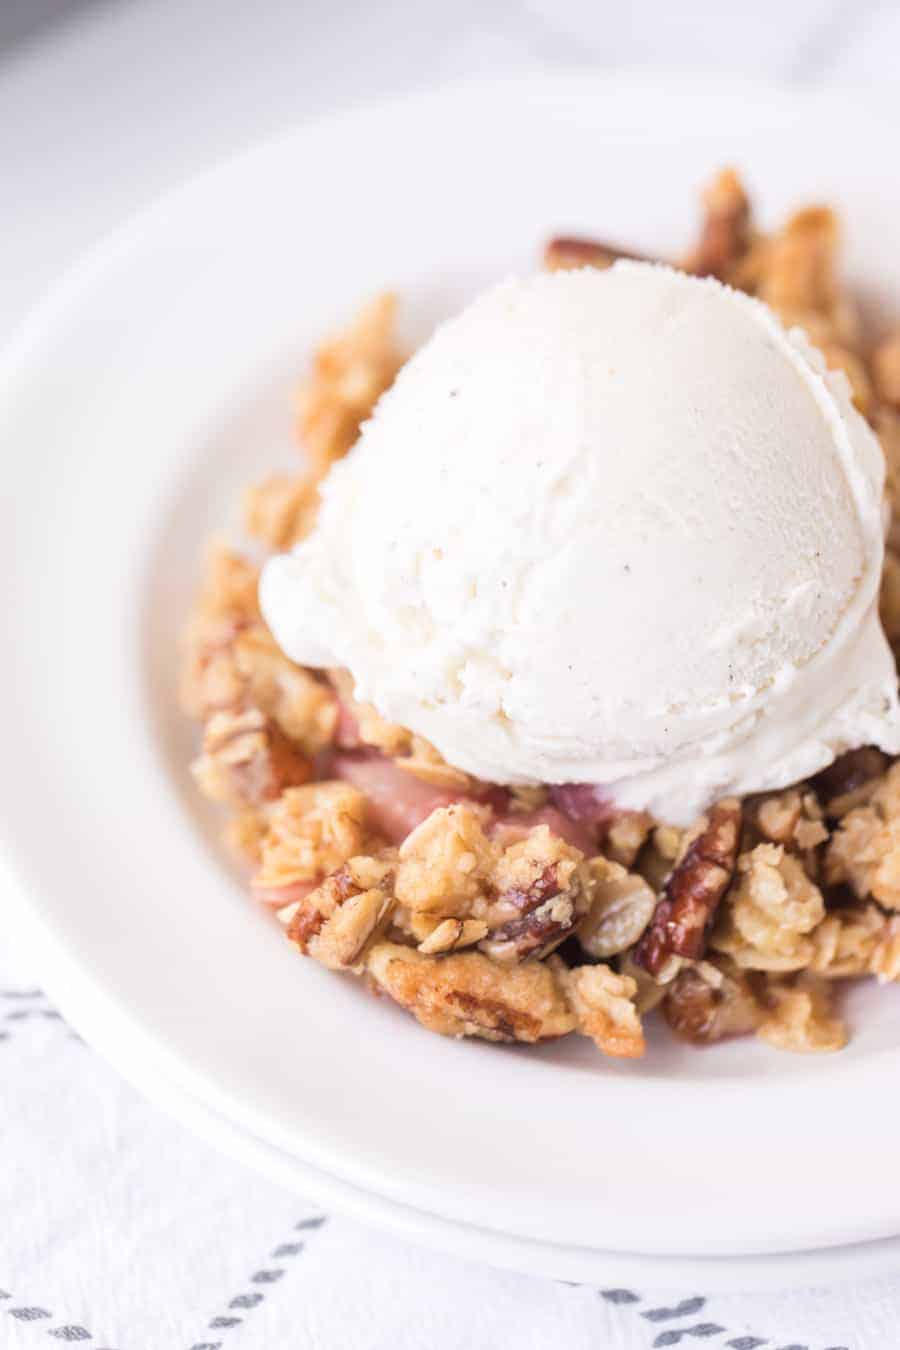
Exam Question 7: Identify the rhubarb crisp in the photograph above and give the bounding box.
[182,170,900,1059]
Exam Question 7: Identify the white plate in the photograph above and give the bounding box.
[32,925,900,1293]
[4,72,900,1281]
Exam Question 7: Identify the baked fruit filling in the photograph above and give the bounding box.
[182,170,900,1057]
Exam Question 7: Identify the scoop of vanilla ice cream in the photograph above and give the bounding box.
[261,262,900,824]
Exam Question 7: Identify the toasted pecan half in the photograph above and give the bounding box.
[634,798,742,977]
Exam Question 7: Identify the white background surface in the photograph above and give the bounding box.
[4,2,900,1347]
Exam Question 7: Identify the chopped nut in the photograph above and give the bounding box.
[555,961,645,1058]
[711,844,825,972]
[684,167,751,281]
[191,708,311,807]
[813,747,889,818]
[757,975,847,1053]
[544,237,649,272]
[417,918,489,955]
[663,958,762,1044]
[577,858,656,958]
[288,856,395,970]
[756,205,841,326]
[634,799,742,977]
[366,942,575,1042]
[479,827,591,964]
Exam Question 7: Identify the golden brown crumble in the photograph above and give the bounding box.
[554,960,645,1058]
[394,803,497,918]
[243,294,402,552]
[604,811,654,868]
[826,763,900,909]
[182,544,337,753]
[366,942,575,1042]
[808,904,893,979]
[481,827,592,963]
[297,292,403,476]
[286,854,396,971]
[243,473,321,551]
[191,707,312,808]
[182,168,900,1059]
[253,781,371,896]
[710,844,826,973]
[757,975,847,1054]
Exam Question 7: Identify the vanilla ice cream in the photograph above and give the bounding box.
[261,263,900,824]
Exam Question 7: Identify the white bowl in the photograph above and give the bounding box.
[3,72,900,1286]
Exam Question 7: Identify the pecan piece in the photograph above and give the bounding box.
[543,237,650,272]
[662,959,762,1045]
[365,942,575,1043]
[191,707,312,807]
[684,167,750,280]
[812,747,888,818]
[633,798,742,977]
[479,865,577,964]
[287,856,394,971]
[479,827,591,964]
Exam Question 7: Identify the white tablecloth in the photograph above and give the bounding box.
[5,3,900,1346]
